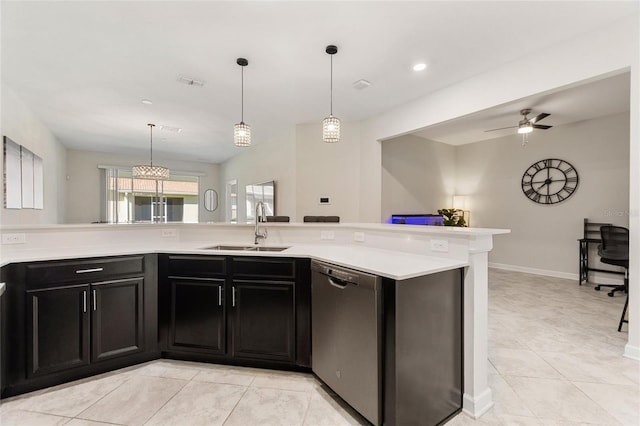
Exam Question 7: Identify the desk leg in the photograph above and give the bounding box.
[579,241,588,285]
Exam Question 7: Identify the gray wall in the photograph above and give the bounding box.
[382,112,630,276]
[381,134,456,221]
[65,150,222,223]
[1,84,67,225]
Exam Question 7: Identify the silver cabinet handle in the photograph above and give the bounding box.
[218,286,222,306]
[83,290,87,313]
[232,287,236,307]
[93,289,97,311]
[76,268,103,274]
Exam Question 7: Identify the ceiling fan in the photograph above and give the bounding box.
[485,109,552,134]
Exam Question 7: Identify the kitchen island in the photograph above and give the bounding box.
[0,222,509,420]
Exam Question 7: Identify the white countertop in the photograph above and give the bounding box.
[0,242,467,281]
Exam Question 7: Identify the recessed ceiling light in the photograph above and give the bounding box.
[141,99,153,105]
[352,79,372,90]
[413,63,427,72]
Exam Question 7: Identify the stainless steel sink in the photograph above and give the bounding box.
[202,245,289,252]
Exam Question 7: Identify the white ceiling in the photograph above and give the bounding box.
[2,1,638,164]
[413,71,631,145]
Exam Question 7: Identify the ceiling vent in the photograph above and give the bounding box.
[160,125,182,133]
[352,79,372,90]
[176,75,205,87]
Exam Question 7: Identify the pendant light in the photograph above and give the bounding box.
[132,123,169,180]
[234,57,251,147]
[323,45,340,143]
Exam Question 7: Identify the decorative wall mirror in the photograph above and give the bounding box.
[245,180,275,223]
[203,189,218,212]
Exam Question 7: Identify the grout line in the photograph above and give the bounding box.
[139,375,191,425]
[221,382,252,426]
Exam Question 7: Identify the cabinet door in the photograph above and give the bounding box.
[169,278,226,354]
[231,280,294,363]
[27,285,90,377]
[91,278,144,363]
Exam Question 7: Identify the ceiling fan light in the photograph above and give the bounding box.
[234,122,252,147]
[518,123,533,134]
[323,115,341,143]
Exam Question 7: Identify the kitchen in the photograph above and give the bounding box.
[1,1,639,425]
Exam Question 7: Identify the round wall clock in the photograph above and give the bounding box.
[521,158,579,204]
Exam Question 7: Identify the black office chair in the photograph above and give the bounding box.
[597,225,629,331]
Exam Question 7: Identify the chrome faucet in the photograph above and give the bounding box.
[254,201,268,244]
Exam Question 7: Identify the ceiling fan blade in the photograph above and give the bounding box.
[531,113,550,123]
[484,125,517,132]
[532,124,552,130]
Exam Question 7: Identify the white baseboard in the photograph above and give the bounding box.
[624,344,640,361]
[489,262,625,285]
[489,263,578,280]
[462,389,494,419]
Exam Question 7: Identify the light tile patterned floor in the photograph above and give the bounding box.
[0,269,637,425]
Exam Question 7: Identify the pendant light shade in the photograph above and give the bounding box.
[133,124,169,180]
[234,57,251,147]
[323,45,340,143]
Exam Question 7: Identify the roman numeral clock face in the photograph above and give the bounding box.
[521,159,579,204]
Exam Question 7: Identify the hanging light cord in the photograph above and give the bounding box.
[241,65,244,122]
[149,124,154,167]
[330,54,333,115]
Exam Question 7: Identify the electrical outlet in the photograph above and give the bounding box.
[2,233,26,244]
[354,232,365,242]
[320,231,335,240]
[430,239,449,253]
[161,229,177,237]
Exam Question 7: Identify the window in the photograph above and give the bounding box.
[226,179,238,223]
[101,167,199,223]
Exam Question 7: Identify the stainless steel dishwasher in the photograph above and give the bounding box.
[311,260,382,425]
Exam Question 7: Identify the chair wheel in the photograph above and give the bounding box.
[608,291,615,297]
[595,286,601,291]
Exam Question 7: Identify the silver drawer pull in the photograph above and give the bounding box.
[76,267,104,274]
[93,289,97,311]
[232,287,236,307]
[218,286,222,306]
[83,290,87,313]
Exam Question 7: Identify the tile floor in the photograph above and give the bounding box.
[1,269,638,425]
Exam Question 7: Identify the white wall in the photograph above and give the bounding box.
[221,128,296,223]
[381,134,455,221]
[295,121,361,222]
[458,113,629,275]
[65,150,221,223]
[0,83,67,225]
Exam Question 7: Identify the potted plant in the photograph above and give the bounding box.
[438,208,467,227]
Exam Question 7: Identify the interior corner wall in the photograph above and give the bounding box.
[295,121,361,223]
[381,134,456,221]
[220,128,296,223]
[0,83,67,225]
[456,113,630,275]
[65,150,222,224]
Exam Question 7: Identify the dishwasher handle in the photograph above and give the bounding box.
[316,270,356,288]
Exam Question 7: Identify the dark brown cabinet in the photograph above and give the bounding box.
[169,278,225,354]
[91,278,144,362]
[231,280,294,363]
[2,255,157,398]
[27,284,90,377]
[26,277,144,377]
[159,254,310,369]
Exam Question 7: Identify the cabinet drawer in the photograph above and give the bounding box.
[168,255,226,278]
[232,257,296,279]
[26,256,144,289]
